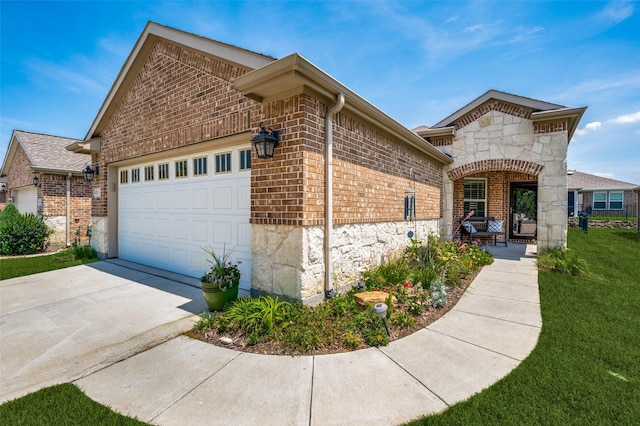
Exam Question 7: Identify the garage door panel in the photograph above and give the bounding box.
[238,185,250,209]
[118,149,252,290]
[175,190,188,209]
[213,222,233,245]
[213,187,232,209]
[173,220,189,240]
[191,188,209,209]
[191,221,208,242]
[157,191,172,209]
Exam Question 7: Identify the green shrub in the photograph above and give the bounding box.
[193,312,218,334]
[537,246,591,276]
[0,206,53,255]
[363,256,412,289]
[72,244,97,259]
[223,296,293,338]
[390,311,416,329]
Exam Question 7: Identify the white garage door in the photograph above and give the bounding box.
[118,146,253,290]
[13,186,37,215]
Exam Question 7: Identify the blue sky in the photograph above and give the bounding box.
[1,1,639,184]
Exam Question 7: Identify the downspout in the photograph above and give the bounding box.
[66,172,72,247]
[324,93,345,299]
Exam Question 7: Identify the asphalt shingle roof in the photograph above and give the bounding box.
[14,130,88,171]
[568,170,639,191]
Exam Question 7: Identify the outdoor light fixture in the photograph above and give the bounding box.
[251,122,280,159]
[373,302,390,336]
[33,177,40,187]
[0,183,6,193]
[83,165,99,181]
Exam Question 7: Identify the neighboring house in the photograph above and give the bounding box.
[66,22,585,303]
[567,170,639,218]
[415,90,586,245]
[0,130,93,246]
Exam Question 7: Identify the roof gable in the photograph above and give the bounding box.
[84,21,275,140]
[429,89,586,141]
[433,90,565,128]
[1,130,88,176]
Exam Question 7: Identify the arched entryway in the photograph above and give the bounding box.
[448,159,543,244]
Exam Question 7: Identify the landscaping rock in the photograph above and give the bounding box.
[354,291,396,310]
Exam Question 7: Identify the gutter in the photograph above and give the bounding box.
[324,93,345,299]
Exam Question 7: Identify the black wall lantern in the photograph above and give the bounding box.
[83,165,99,181]
[0,183,7,193]
[251,122,280,159]
[33,176,40,187]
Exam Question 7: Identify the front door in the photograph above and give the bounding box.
[510,182,537,240]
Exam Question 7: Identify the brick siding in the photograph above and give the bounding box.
[534,120,568,134]
[6,144,34,191]
[96,37,444,227]
[448,159,544,181]
[453,170,538,227]
[454,100,532,129]
[92,39,260,217]
[4,143,92,242]
[428,136,453,146]
[251,93,443,226]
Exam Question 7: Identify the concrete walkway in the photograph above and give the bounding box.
[1,244,540,425]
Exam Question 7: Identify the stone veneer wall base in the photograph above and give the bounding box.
[251,219,440,303]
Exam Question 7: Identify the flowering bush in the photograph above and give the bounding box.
[200,245,241,289]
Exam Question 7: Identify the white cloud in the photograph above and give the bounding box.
[575,121,601,136]
[609,111,640,124]
[574,111,640,137]
[599,0,634,25]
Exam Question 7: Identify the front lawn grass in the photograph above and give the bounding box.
[408,228,640,425]
[0,246,100,280]
[0,383,148,425]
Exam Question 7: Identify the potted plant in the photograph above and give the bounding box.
[199,245,241,311]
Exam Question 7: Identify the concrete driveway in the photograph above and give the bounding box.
[0,259,206,403]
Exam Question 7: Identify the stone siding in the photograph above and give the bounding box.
[442,105,570,249]
[251,219,439,303]
[568,218,637,229]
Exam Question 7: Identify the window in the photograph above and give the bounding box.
[131,168,140,183]
[120,170,128,184]
[239,149,252,171]
[215,152,232,173]
[593,192,607,210]
[193,156,208,176]
[158,163,169,180]
[144,165,154,182]
[175,159,188,178]
[463,178,486,217]
[608,191,623,210]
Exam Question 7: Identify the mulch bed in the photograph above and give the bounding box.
[185,269,479,356]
